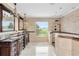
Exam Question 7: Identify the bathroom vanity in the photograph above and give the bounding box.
[0,31,29,56]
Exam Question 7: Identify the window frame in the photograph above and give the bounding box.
[0,4,15,32]
[36,22,48,37]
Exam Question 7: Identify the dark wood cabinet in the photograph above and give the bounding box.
[16,40,20,56]
[0,42,12,56]
[0,39,21,56]
[0,32,27,56]
[0,31,29,56]
[23,31,29,48]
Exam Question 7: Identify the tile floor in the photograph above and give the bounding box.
[20,42,56,56]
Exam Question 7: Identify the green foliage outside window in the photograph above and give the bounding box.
[36,22,48,37]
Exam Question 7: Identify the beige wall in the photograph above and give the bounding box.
[61,8,79,34]
[25,18,55,42]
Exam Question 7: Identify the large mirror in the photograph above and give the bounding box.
[2,10,15,31]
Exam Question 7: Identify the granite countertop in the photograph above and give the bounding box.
[0,31,24,43]
[0,37,19,43]
[54,32,79,39]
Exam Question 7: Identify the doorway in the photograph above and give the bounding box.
[35,22,49,42]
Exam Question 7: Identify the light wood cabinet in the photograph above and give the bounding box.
[55,33,79,56]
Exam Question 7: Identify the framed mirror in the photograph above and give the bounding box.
[2,8,15,32]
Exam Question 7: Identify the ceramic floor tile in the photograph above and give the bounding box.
[20,42,56,56]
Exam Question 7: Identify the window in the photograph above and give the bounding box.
[36,22,48,37]
[2,10,14,31]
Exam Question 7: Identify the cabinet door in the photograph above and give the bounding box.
[55,37,72,56]
[0,46,1,55]
[72,39,79,56]
[1,47,10,56]
[16,40,20,56]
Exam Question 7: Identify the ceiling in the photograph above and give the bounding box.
[16,3,79,18]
